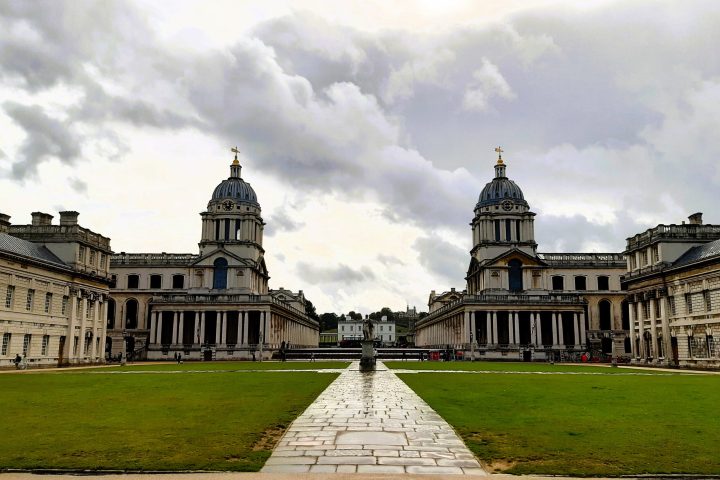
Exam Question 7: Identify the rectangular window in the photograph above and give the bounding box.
[78,246,86,262]
[23,334,31,356]
[655,299,661,318]
[44,292,52,314]
[172,275,185,289]
[515,221,521,241]
[26,289,35,311]
[551,276,564,290]
[76,298,81,318]
[574,276,587,291]
[640,250,647,267]
[73,336,79,355]
[41,335,49,356]
[686,293,693,314]
[643,301,650,319]
[5,285,14,308]
[494,220,501,241]
[651,245,659,263]
[89,249,96,266]
[704,290,712,312]
[87,301,93,319]
[61,296,69,315]
[1,333,10,355]
[597,276,609,291]
[215,220,220,240]
[629,256,636,270]
[110,275,117,289]
[505,220,511,241]
[150,275,162,289]
[224,219,230,240]
[669,296,676,315]
[100,253,106,269]
[127,275,139,289]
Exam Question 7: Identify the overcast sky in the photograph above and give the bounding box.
[2,0,719,314]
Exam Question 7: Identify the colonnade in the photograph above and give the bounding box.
[148,308,317,348]
[418,309,586,349]
[628,296,672,362]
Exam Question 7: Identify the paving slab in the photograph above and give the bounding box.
[261,361,487,475]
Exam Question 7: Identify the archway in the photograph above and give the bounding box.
[599,300,612,330]
[106,298,116,329]
[125,299,138,329]
[213,257,228,289]
[508,259,523,292]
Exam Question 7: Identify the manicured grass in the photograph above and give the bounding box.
[96,360,349,372]
[385,360,670,374]
[398,370,720,475]
[0,369,338,471]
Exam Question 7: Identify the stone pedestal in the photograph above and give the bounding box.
[359,340,375,371]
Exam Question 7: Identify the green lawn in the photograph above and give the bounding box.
[95,360,349,372]
[0,369,338,471]
[385,360,670,374]
[398,369,720,476]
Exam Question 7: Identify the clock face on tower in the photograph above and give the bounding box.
[222,200,234,211]
[501,200,513,211]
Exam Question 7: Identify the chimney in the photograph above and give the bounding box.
[59,211,79,226]
[31,212,54,226]
[0,213,10,233]
[688,212,703,225]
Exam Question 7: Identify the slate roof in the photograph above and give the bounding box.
[673,239,720,268]
[0,232,67,267]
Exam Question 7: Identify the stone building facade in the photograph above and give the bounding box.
[416,151,629,361]
[108,155,319,360]
[622,213,720,368]
[0,211,112,368]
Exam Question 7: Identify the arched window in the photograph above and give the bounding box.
[125,299,138,329]
[508,259,523,292]
[106,298,116,329]
[213,257,228,289]
[599,300,612,330]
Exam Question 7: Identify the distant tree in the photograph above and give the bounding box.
[319,312,339,331]
[304,299,320,323]
[348,311,363,321]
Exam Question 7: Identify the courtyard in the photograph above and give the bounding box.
[1,360,718,476]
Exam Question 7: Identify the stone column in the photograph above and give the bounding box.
[242,312,248,346]
[579,312,586,347]
[551,312,558,346]
[464,311,471,343]
[536,313,543,346]
[215,312,222,345]
[470,312,477,344]
[156,312,163,344]
[513,313,520,344]
[220,311,227,345]
[649,298,658,360]
[64,294,79,361]
[629,302,637,358]
[200,311,206,344]
[99,299,109,361]
[558,313,565,346]
[79,295,88,358]
[574,313,580,348]
[179,312,185,345]
[91,298,100,359]
[491,312,498,344]
[150,312,157,345]
[260,311,267,344]
[659,297,672,364]
[193,311,199,345]
[172,311,179,345]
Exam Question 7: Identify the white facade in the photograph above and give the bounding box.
[338,315,396,345]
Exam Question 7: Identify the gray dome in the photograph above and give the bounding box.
[211,177,259,205]
[477,178,527,208]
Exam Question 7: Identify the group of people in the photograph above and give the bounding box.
[13,354,26,370]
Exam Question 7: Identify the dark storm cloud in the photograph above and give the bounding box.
[413,235,468,284]
[296,262,375,285]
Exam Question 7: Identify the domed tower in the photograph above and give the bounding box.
[199,151,265,265]
[470,148,537,263]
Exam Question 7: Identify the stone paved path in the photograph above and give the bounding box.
[261,361,487,475]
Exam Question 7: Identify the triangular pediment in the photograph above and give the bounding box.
[191,247,255,267]
[485,248,547,268]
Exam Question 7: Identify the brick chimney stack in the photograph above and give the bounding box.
[0,213,10,233]
[59,211,79,226]
[31,212,54,226]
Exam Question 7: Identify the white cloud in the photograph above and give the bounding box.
[462,58,516,111]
